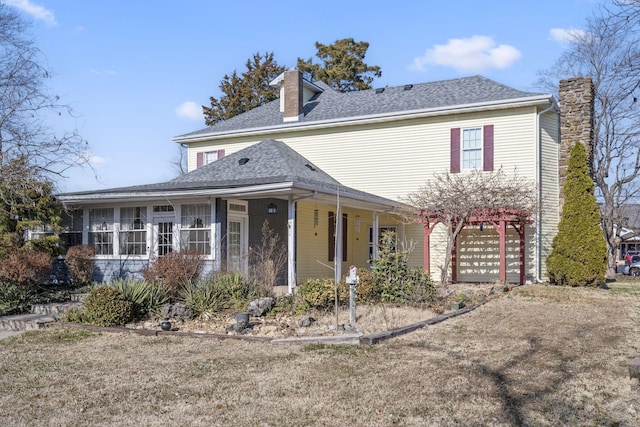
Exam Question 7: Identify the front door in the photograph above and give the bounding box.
[227,215,247,273]
[153,218,174,258]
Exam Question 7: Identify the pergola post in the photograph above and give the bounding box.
[498,219,507,283]
[452,226,458,283]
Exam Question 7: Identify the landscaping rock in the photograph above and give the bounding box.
[299,316,315,327]
[161,303,193,322]
[246,298,275,317]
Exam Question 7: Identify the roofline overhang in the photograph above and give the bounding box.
[173,95,555,144]
[57,181,405,212]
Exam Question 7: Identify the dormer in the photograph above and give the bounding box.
[269,69,323,122]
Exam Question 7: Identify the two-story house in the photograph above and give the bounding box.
[58,70,571,292]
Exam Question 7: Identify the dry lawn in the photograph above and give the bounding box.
[1,283,639,426]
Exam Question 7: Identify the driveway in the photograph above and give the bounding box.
[0,330,25,340]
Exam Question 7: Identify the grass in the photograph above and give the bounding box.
[0,282,639,426]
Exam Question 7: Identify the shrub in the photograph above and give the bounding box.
[142,250,204,296]
[297,278,335,310]
[0,282,24,315]
[338,268,379,305]
[82,287,134,326]
[547,143,607,287]
[65,245,95,286]
[371,230,435,304]
[110,278,170,319]
[0,249,52,287]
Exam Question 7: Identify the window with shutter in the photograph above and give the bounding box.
[450,125,494,172]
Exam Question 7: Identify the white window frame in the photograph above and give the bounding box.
[119,206,148,256]
[204,151,219,165]
[88,208,114,256]
[462,127,483,170]
[179,203,213,256]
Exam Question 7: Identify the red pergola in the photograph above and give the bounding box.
[419,208,533,285]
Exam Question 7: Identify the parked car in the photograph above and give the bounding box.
[623,255,640,275]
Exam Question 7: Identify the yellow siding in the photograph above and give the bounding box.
[539,110,560,279]
[190,107,541,201]
[295,202,408,283]
[188,104,558,283]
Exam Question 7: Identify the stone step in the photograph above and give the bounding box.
[0,313,56,331]
[70,293,88,303]
[31,302,83,317]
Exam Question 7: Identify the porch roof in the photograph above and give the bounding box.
[57,139,406,212]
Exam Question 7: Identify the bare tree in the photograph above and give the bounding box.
[405,168,536,285]
[0,4,89,208]
[248,220,287,297]
[537,4,640,278]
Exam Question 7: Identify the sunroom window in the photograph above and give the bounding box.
[60,210,83,251]
[180,204,211,255]
[89,208,113,255]
[119,207,147,255]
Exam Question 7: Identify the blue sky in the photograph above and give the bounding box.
[4,0,602,192]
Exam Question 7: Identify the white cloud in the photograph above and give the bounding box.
[411,35,521,73]
[90,69,117,76]
[176,101,202,121]
[549,28,587,43]
[5,0,57,27]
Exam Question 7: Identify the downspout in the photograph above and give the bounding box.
[536,102,556,283]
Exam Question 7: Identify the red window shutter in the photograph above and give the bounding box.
[341,214,347,262]
[328,212,335,262]
[217,149,225,159]
[196,152,204,168]
[483,125,494,171]
[450,128,461,173]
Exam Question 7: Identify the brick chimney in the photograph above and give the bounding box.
[558,77,595,201]
[283,69,303,122]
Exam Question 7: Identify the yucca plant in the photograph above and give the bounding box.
[109,278,170,318]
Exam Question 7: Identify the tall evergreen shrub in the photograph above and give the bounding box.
[546,143,607,286]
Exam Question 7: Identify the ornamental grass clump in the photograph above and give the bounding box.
[181,273,255,316]
[110,278,170,319]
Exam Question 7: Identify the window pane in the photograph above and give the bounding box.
[120,207,147,255]
[89,208,114,255]
[180,204,211,254]
[462,128,482,170]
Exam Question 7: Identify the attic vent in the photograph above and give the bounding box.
[238,157,250,165]
[404,84,413,91]
[375,88,385,94]
[305,163,316,171]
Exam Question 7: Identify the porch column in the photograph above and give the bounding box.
[334,204,343,285]
[372,212,379,260]
[287,198,297,294]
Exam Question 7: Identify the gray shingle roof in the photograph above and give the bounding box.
[172,139,341,188]
[57,140,400,209]
[177,75,547,139]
